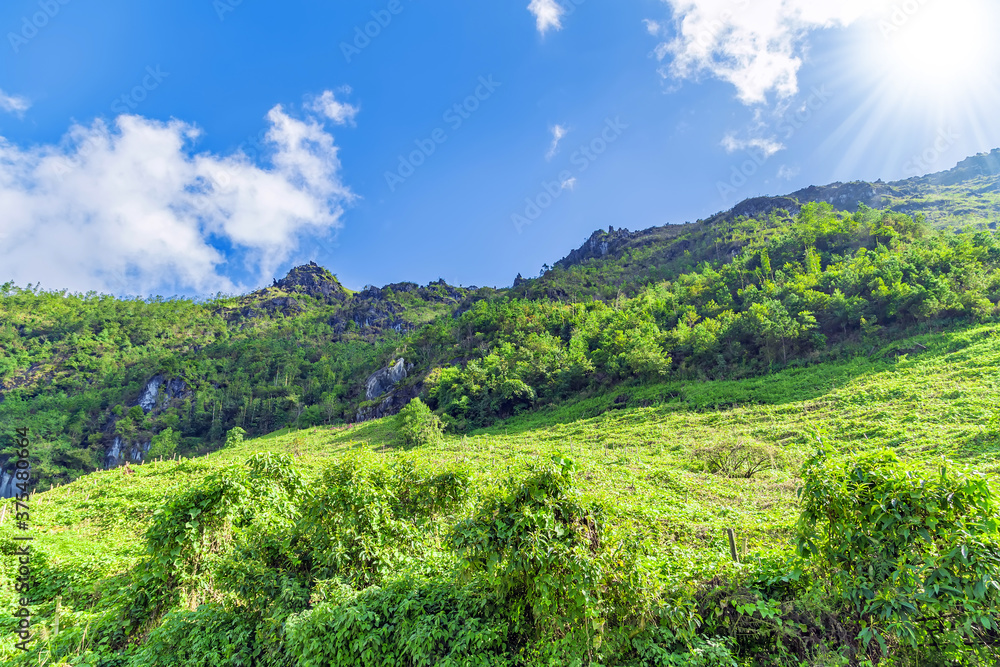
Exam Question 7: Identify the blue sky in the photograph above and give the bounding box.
[1,0,998,297]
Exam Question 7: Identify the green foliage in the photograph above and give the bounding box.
[449,457,606,658]
[797,447,1000,657]
[225,426,246,449]
[396,398,444,446]
[4,202,1000,486]
[137,452,305,619]
[286,579,513,667]
[4,185,1000,664]
[147,427,179,460]
[129,606,259,667]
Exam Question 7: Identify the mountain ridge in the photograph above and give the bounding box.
[2,147,999,496]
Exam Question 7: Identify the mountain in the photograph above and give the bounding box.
[3,151,1000,666]
[2,150,999,495]
[515,149,1000,302]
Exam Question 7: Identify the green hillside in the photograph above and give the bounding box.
[2,154,1000,664]
[2,322,999,664]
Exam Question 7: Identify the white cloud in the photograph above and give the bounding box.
[528,0,565,35]
[546,124,568,160]
[653,0,885,105]
[308,88,359,126]
[777,164,800,180]
[643,19,662,36]
[721,133,784,157]
[0,89,30,116]
[560,176,577,190]
[0,94,355,296]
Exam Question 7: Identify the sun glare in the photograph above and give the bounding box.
[879,0,994,95]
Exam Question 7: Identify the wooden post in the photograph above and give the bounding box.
[53,596,61,637]
[727,528,739,563]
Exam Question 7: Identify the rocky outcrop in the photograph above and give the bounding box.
[331,296,409,335]
[791,181,894,211]
[328,280,470,337]
[236,262,347,319]
[104,436,150,469]
[365,359,411,401]
[555,226,637,270]
[138,376,162,412]
[719,182,892,224]
[137,375,188,413]
[726,196,802,221]
[270,261,348,302]
[103,376,187,468]
[0,469,19,499]
[919,149,1000,186]
[355,385,419,423]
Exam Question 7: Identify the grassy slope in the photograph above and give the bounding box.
[889,175,1000,230]
[3,321,998,659]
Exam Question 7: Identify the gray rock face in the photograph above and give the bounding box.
[104,436,151,469]
[137,375,188,414]
[105,436,125,468]
[139,376,163,413]
[365,359,410,401]
[555,227,636,270]
[0,469,17,499]
[355,385,419,423]
[103,376,188,469]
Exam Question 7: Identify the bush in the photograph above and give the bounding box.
[128,606,258,667]
[147,427,179,460]
[448,457,605,659]
[224,427,246,448]
[692,441,780,478]
[396,398,443,447]
[797,447,1000,658]
[286,579,513,667]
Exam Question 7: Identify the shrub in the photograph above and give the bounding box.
[147,427,179,460]
[285,579,513,667]
[128,606,258,667]
[396,398,443,447]
[692,441,780,479]
[224,427,246,448]
[448,457,605,659]
[296,456,437,588]
[797,447,1000,658]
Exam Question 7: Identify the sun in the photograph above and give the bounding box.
[875,0,996,98]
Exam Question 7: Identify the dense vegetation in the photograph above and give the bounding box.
[2,319,1000,664]
[4,199,1000,491]
[2,159,1000,663]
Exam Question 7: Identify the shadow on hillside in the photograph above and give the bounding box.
[471,348,928,440]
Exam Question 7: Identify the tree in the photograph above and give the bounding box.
[148,427,180,460]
